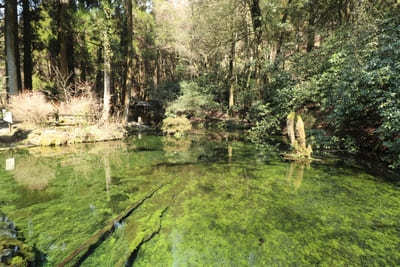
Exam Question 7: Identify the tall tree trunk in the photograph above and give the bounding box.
[338,0,343,25]
[58,0,75,84]
[143,56,152,99]
[228,35,236,109]
[154,50,161,87]
[306,1,316,52]
[249,0,262,74]
[275,0,292,66]
[22,0,33,90]
[249,0,262,46]
[123,0,133,124]
[101,0,113,121]
[95,47,103,97]
[102,32,112,121]
[67,2,76,80]
[5,0,21,95]
[229,83,235,109]
[119,12,128,108]
[306,15,316,52]
[249,0,264,99]
[249,0,263,98]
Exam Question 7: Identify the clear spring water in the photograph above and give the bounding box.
[0,132,399,266]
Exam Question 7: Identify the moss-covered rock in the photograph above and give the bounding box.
[0,212,35,266]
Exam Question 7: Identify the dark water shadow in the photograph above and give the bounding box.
[0,129,32,144]
[311,158,400,185]
[127,147,162,153]
[0,210,46,266]
[152,162,197,168]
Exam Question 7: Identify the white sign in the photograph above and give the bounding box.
[3,111,12,124]
[6,158,15,171]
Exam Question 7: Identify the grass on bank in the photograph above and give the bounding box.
[2,92,126,147]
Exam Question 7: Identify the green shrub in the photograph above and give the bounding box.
[248,103,280,143]
[308,129,359,155]
[161,116,192,137]
[32,73,54,91]
[166,81,219,118]
[252,14,400,170]
[316,16,400,169]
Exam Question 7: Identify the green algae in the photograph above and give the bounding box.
[133,159,400,266]
[0,133,399,266]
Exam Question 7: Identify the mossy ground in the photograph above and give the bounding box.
[0,132,399,266]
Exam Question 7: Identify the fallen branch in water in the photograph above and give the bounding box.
[119,206,169,267]
[57,184,165,267]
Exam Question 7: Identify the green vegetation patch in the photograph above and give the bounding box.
[0,133,398,266]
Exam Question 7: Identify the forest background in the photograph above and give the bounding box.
[1,0,399,171]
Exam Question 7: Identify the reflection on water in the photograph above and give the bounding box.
[104,155,111,201]
[13,156,56,190]
[5,158,14,171]
[286,162,307,191]
[162,136,191,154]
[228,143,233,163]
[0,132,399,266]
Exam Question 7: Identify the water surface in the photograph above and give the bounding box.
[0,132,399,266]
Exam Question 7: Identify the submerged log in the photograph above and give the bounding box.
[57,184,165,267]
[119,206,169,267]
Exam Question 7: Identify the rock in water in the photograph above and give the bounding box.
[0,211,35,266]
[0,213,17,239]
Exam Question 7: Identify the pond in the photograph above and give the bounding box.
[0,131,399,266]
